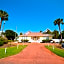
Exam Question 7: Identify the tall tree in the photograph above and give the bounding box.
[43,29,52,34]
[20,32,23,35]
[61,30,64,39]
[54,18,64,42]
[5,30,18,40]
[0,10,8,30]
[40,30,42,33]
[52,30,59,39]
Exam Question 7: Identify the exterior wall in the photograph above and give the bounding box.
[18,37,31,42]
[18,37,23,42]
[39,37,43,42]
[40,36,49,40]
[40,37,49,42]
[40,36,52,42]
[52,39,64,42]
[43,37,49,40]
[27,37,31,42]
[18,36,53,43]
[49,36,52,40]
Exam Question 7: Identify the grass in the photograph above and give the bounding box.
[0,45,27,59]
[45,45,64,58]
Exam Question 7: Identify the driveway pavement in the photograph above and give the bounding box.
[0,43,64,64]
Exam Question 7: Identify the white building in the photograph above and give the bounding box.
[18,31,53,43]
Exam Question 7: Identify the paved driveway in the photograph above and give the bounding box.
[0,43,64,64]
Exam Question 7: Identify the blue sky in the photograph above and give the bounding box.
[0,0,64,34]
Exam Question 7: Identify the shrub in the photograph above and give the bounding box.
[0,36,8,45]
[21,39,29,42]
[8,40,13,42]
[4,39,8,44]
[0,40,4,46]
[42,39,52,43]
[3,38,8,44]
[0,37,4,46]
[59,41,64,44]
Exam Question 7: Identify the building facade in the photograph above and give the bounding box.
[18,31,53,43]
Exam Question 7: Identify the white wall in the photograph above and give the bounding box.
[18,36,53,43]
[18,37,31,42]
[52,39,64,42]
[27,37,31,42]
[40,37,49,42]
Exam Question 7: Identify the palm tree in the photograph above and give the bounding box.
[40,30,42,33]
[54,18,64,42]
[52,30,59,39]
[0,10,8,30]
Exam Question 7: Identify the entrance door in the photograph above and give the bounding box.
[33,36,39,41]
[32,36,39,42]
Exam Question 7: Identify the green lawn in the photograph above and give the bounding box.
[45,45,64,57]
[0,45,27,59]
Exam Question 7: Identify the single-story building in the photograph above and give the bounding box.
[18,31,53,43]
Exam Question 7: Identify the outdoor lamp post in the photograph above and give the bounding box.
[23,33,24,45]
[15,26,17,41]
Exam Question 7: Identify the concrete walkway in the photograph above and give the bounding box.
[0,43,64,64]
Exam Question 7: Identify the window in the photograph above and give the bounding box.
[46,37,49,39]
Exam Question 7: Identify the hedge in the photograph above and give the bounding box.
[21,39,29,42]
[42,39,52,43]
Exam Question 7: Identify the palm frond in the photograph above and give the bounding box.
[0,10,9,21]
[54,20,57,25]
[61,19,63,21]
[54,18,64,26]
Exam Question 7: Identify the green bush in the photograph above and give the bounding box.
[42,39,52,43]
[21,39,29,42]
[0,36,8,45]
[0,40,4,46]
[8,40,13,42]
[59,41,64,44]
[3,38,8,44]
[0,37,4,46]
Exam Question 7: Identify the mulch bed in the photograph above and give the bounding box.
[56,45,61,48]
[56,45,64,49]
[0,44,16,48]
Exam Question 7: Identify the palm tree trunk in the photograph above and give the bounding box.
[0,19,2,31]
[0,22,1,30]
[58,25,62,42]
[2,22,5,32]
[0,19,2,36]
